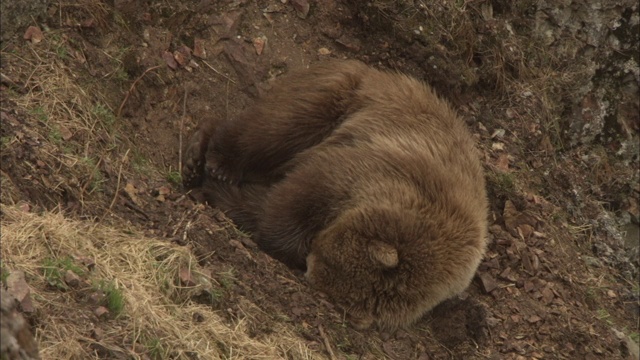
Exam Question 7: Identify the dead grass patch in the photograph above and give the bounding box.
[0,204,322,359]
[0,29,143,212]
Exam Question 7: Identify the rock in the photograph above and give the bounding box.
[536,0,639,157]
[23,26,43,44]
[79,257,96,271]
[179,268,196,287]
[477,272,498,293]
[612,327,640,359]
[223,40,257,89]
[88,291,105,304]
[317,47,331,56]
[291,0,310,19]
[335,34,362,52]
[90,327,104,341]
[64,270,81,288]
[123,182,142,206]
[210,10,243,40]
[163,51,178,70]
[193,38,207,59]
[173,45,192,67]
[6,271,34,312]
[0,288,41,359]
[522,250,540,274]
[527,315,542,324]
[94,306,110,319]
[491,128,506,139]
[503,201,540,237]
[6,271,30,303]
[252,36,267,55]
[540,285,555,304]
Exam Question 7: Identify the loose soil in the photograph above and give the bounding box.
[1,1,638,359]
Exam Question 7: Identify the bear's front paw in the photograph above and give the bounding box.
[204,151,239,185]
[182,128,210,188]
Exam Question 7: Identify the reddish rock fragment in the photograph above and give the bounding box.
[179,268,196,287]
[193,38,207,59]
[64,270,81,288]
[6,271,34,312]
[174,45,192,67]
[94,306,110,318]
[23,26,44,43]
[163,51,178,70]
[253,36,267,55]
[291,0,310,19]
[90,327,104,340]
[477,272,498,293]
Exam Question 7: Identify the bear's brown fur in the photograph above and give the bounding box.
[183,60,488,330]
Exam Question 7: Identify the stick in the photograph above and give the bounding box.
[117,65,161,117]
[318,325,337,360]
[101,148,130,222]
[202,60,236,84]
[179,88,187,179]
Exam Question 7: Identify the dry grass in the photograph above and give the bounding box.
[0,31,128,211]
[0,204,322,359]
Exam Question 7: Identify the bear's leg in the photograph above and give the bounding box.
[207,60,369,184]
[182,119,217,188]
[200,178,269,233]
[253,154,345,269]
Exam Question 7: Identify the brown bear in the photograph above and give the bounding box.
[183,60,488,330]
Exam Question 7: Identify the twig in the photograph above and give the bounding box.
[117,65,161,117]
[318,325,337,360]
[225,78,230,119]
[202,60,236,84]
[124,200,150,221]
[179,88,187,179]
[101,148,130,222]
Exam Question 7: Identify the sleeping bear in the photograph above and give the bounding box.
[183,60,488,330]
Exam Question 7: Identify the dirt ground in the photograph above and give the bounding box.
[1,1,639,359]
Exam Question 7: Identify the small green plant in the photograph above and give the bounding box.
[131,150,152,176]
[494,172,516,192]
[487,170,517,199]
[92,103,116,130]
[0,262,9,286]
[30,106,49,123]
[146,336,166,360]
[0,136,12,148]
[49,127,63,144]
[81,157,105,193]
[595,309,613,325]
[630,332,639,344]
[114,67,129,82]
[217,269,236,290]
[166,171,182,186]
[102,281,125,315]
[93,280,125,315]
[42,257,85,290]
[208,287,225,304]
[55,45,68,60]
[335,337,353,353]
[550,211,563,222]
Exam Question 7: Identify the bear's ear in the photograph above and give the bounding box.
[368,240,398,268]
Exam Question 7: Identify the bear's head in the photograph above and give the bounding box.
[305,204,484,330]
